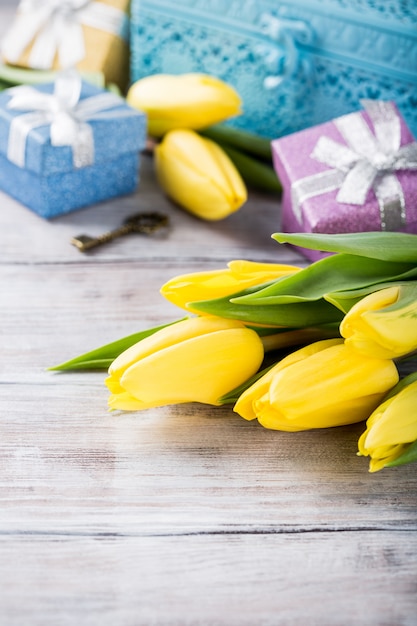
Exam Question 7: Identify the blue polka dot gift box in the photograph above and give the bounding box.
[130,0,417,140]
[0,72,146,218]
[271,100,417,262]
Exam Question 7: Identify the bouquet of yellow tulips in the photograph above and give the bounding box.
[52,231,417,474]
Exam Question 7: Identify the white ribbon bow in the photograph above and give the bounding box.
[291,100,417,231]
[1,0,127,70]
[6,70,131,169]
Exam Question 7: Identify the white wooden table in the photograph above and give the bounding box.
[1,4,417,624]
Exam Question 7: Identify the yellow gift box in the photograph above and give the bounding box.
[1,0,130,92]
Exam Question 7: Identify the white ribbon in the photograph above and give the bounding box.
[6,70,135,169]
[1,0,128,70]
[291,100,417,231]
[259,13,313,90]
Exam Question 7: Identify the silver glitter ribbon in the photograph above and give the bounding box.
[291,100,417,230]
[6,70,135,169]
[1,0,128,70]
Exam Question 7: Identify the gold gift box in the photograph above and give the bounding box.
[2,0,130,92]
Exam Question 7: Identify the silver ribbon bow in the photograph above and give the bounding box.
[6,70,132,169]
[291,100,417,231]
[1,0,127,70]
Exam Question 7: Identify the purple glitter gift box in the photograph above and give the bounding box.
[272,100,417,261]
[0,72,146,218]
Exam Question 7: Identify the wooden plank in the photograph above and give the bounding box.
[1,383,417,534]
[1,261,184,379]
[0,532,416,626]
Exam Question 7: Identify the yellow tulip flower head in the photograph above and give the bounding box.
[358,378,417,472]
[234,338,399,431]
[160,260,301,313]
[340,285,417,359]
[106,316,264,411]
[127,73,242,137]
[155,129,247,220]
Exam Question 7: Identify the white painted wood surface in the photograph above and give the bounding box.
[1,5,417,624]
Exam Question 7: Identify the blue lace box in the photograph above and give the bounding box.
[130,0,417,140]
[0,80,146,219]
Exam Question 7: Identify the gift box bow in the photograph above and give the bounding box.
[291,100,417,231]
[1,0,129,70]
[6,71,138,169]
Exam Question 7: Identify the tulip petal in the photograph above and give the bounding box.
[386,440,417,469]
[160,260,300,312]
[358,377,417,471]
[202,138,247,207]
[117,328,264,408]
[155,130,247,220]
[234,339,399,432]
[127,73,241,137]
[108,390,166,412]
[234,339,343,422]
[341,284,417,359]
[108,316,247,380]
[257,393,388,432]
[363,381,417,450]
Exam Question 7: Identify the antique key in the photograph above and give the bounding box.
[71,211,169,252]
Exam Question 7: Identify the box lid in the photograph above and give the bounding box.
[135,0,417,83]
[0,78,146,176]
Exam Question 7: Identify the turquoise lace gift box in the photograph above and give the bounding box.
[0,73,146,218]
[130,0,417,139]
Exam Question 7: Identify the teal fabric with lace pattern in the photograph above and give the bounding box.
[130,0,417,139]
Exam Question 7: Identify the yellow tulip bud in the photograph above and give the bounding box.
[126,73,242,137]
[160,260,301,312]
[234,339,399,431]
[106,316,264,411]
[358,379,417,472]
[340,285,417,359]
[155,129,247,220]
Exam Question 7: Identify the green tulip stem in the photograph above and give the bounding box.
[199,124,273,161]
[260,326,341,353]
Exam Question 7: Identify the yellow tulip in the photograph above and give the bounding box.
[358,378,417,472]
[155,129,247,220]
[234,339,399,431]
[160,260,301,312]
[106,316,264,411]
[126,73,242,137]
[340,285,417,359]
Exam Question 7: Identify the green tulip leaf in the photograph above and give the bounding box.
[385,440,417,469]
[233,254,417,305]
[382,372,417,402]
[49,318,186,371]
[218,363,275,405]
[0,62,106,88]
[272,231,417,263]
[191,292,343,328]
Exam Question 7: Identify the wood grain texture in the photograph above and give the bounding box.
[0,532,416,626]
[1,8,416,623]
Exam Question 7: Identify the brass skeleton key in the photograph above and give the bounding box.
[71,212,169,252]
